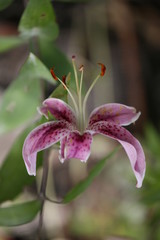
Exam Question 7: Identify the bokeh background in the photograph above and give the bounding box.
[0,0,160,239]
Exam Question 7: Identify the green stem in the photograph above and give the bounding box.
[37,151,49,240]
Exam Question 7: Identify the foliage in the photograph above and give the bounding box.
[140,123,160,240]
[0,0,13,11]
[0,125,43,203]
[0,53,55,134]
[63,148,119,203]
[0,200,41,226]
[0,0,153,239]
[0,0,119,230]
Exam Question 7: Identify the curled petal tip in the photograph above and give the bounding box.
[37,106,49,119]
[98,63,106,76]
[80,159,88,163]
[136,183,141,188]
[59,156,65,163]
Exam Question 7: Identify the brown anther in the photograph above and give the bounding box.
[62,75,67,89]
[98,63,106,76]
[72,55,76,60]
[50,67,58,80]
[79,64,84,71]
[62,75,66,84]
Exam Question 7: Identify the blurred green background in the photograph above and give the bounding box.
[0,0,160,239]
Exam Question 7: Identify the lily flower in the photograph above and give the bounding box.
[22,57,145,188]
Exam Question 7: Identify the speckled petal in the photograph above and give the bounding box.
[22,121,72,175]
[59,131,93,163]
[38,98,77,125]
[89,103,140,126]
[88,121,145,188]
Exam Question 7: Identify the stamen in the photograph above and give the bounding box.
[82,63,106,125]
[50,67,79,116]
[62,75,66,88]
[79,65,84,94]
[50,67,58,81]
[72,56,80,94]
[79,65,84,72]
[98,63,106,76]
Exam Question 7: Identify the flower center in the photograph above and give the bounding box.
[50,57,106,134]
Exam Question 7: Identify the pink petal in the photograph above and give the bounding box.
[38,98,77,125]
[88,121,145,188]
[23,121,72,175]
[89,103,140,126]
[59,131,93,163]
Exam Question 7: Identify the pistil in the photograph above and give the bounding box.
[72,58,84,133]
[78,65,84,133]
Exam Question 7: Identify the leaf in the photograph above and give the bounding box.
[50,84,67,102]
[63,148,119,203]
[0,126,43,203]
[18,0,59,41]
[39,41,74,101]
[0,53,55,134]
[0,200,41,226]
[0,0,13,11]
[0,36,24,53]
[39,41,72,77]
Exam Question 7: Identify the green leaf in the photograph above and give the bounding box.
[50,83,67,102]
[0,126,43,203]
[63,148,119,203]
[0,36,24,53]
[0,53,55,134]
[39,41,72,76]
[0,200,41,226]
[0,0,13,11]
[39,41,74,101]
[19,0,59,41]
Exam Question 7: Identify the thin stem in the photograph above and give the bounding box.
[44,195,63,204]
[82,74,100,124]
[37,151,49,240]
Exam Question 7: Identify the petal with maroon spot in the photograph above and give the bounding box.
[60,131,93,162]
[89,103,140,126]
[38,98,77,125]
[22,120,72,176]
[88,121,145,188]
